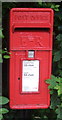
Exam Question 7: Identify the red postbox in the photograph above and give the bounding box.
[9,8,54,109]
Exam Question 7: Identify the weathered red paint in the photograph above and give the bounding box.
[9,8,54,109]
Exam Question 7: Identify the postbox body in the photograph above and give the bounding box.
[9,8,54,109]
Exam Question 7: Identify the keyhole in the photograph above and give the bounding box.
[18,77,20,80]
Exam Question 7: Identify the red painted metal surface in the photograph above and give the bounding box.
[9,8,54,109]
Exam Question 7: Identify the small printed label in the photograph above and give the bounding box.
[22,60,39,92]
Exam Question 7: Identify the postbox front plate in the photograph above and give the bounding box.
[9,8,54,109]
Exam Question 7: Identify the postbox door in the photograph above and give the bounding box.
[10,49,51,109]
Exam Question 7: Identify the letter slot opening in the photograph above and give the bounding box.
[13,27,50,32]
